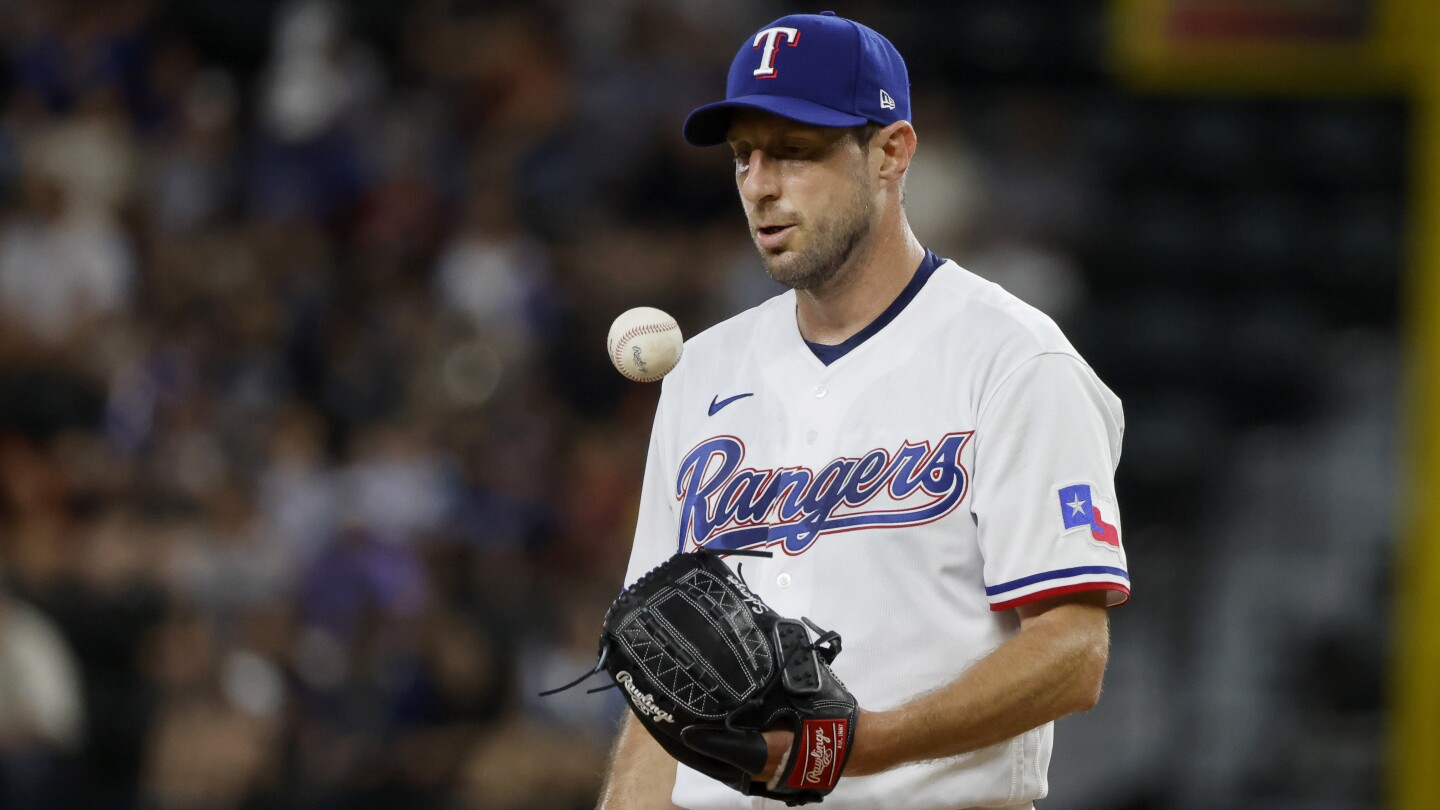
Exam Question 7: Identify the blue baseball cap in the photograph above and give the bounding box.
[682,11,911,147]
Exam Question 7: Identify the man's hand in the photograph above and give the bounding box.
[755,708,889,783]
[756,728,790,784]
[597,716,682,809]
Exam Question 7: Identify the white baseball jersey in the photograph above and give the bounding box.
[623,251,1129,810]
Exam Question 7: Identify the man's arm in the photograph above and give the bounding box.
[597,715,682,810]
[761,590,1112,778]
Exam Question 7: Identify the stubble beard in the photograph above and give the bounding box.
[756,175,875,292]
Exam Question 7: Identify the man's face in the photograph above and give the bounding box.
[726,111,877,291]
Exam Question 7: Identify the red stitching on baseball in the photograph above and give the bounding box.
[612,321,681,380]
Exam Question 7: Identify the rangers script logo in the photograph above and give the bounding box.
[676,432,972,555]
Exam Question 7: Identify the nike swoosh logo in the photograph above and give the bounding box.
[708,393,754,416]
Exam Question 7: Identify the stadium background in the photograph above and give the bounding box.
[0,1,1435,809]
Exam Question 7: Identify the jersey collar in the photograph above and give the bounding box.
[802,249,946,366]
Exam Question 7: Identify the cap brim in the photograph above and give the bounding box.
[682,95,869,146]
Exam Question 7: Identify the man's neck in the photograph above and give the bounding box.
[795,222,926,346]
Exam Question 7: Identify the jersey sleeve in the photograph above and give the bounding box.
[623,384,682,587]
[970,352,1130,611]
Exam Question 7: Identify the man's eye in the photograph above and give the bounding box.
[733,151,750,169]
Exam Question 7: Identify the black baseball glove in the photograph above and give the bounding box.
[544,550,858,806]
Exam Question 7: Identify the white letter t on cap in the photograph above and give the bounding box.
[753,27,800,77]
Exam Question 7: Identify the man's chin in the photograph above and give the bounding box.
[759,250,795,278]
[762,253,829,290]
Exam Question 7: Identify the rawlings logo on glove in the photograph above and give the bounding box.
[616,671,675,723]
[541,550,858,806]
[793,719,847,789]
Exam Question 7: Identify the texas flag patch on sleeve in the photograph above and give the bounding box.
[1058,483,1120,549]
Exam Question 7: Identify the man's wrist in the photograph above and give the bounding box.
[845,708,896,777]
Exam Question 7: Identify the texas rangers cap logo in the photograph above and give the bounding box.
[1058,483,1120,548]
[681,11,912,147]
[752,26,800,78]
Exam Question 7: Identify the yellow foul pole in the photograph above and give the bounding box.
[1393,0,1440,806]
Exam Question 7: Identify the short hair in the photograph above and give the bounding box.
[851,122,883,147]
[851,122,906,202]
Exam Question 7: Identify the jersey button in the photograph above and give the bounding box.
[776,573,792,589]
[805,430,818,445]
[812,385,828,398]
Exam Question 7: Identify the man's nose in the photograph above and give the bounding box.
[739,151,780,205]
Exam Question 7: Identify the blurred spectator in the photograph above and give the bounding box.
[257,404,342,568]
[140,63,240,235]
[143,697,280,810]
[0,572,85,807]
[0,171,134,349]
[249,1,377,223]
[27,84,137,216]
[342,422,453,545]
[434,188,548,359]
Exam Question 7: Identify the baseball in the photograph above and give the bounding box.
[607,307,684,382]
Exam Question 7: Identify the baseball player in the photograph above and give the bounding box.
[600,12,1128,810]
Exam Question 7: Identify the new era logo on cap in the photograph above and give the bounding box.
[682,11,912,146]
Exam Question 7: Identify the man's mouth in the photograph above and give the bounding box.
[755,224,796,248]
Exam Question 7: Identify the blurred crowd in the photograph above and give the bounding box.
[0,1,1404,809]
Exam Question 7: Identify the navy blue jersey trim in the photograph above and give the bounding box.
[804,249,946,366]
[985,566,1132,596]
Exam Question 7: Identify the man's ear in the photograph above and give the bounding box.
[874,120,917,185]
